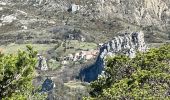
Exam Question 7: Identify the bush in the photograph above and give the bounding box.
[0,45,42,99]
[87,44,170,99]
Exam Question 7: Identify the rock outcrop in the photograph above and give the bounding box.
[37,54,48,71]
[79,31,147,82]
[0,0,169,44]
[41,78,55,92]
[91,0,170,30]
[1,0,170,32]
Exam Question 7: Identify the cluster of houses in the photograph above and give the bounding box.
[61,49,99,65]
[37,49,99,70]
[37,41,101,70]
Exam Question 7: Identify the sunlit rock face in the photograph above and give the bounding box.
[92,0,170,31]
[37,54,48,71]
[1,0,170,33]
[79,31,147,82]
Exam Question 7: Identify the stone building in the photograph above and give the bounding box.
[71,4,80,13]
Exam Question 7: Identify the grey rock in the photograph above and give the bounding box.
[101,31,146,59]
[38,54,48,71]
[79,31,147,82]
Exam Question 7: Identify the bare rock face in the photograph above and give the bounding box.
[1,0,170,31]
[79,31,147,82]
[37,54,48,71]
[102,31,147,59]
[88,0,170,31]
[0,0,169,44]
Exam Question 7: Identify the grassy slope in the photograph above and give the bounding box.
[0,43,55,54]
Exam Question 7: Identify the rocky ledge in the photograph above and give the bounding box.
[79,31,147,82]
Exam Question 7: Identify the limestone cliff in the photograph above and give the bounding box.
[1,0,169,99]
[1,0,169,43]
[92,0,170,30]
[2,0,169,31]
[79,31,147,82]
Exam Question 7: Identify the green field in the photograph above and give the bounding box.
[0,41,98,56]
[0,43,56,54]
[55,40,97,56]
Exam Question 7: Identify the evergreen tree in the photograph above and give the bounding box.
[86,44,170,99]
[0,45,38,99]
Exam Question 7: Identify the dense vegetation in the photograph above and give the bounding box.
[86,44,170,99]
[0,46,46,100]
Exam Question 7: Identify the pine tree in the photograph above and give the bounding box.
[0,45,38,99]
[87,44,170,100]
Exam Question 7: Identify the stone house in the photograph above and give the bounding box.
[71,4,80,13]
[80,50,99,60]
[73,52,81,61]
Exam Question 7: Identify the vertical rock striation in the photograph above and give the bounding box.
[37,54,48,71]
[1,0,170,32]
[79,31,147,82]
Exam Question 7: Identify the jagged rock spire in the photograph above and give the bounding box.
[79,31,147,82]
[100,31,147,59]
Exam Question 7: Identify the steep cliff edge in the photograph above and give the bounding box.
[79,31,147,82]
[1,0,169,99]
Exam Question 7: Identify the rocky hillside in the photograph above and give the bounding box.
[0,0,170,99]
[0,0,170,43]
[79,31,147,82]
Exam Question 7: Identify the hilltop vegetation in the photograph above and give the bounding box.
[86,44,170,99]
[1,0,170,99]
[0,46,46,100]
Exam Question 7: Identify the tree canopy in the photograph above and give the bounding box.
[0,45,38,100]
[87,44,170,99]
